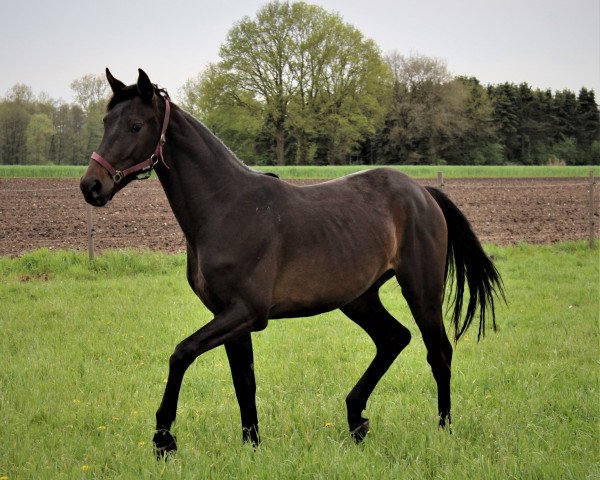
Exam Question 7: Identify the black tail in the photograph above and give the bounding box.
[425,186,505,342]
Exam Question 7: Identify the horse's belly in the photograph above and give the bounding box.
[269,247,392,317]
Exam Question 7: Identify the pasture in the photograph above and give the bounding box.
[0,164,598,179]
[0,242,597,479]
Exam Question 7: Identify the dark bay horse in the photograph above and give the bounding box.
[80,69,504,457]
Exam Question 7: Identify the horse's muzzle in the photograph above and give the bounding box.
[80,174,112,207]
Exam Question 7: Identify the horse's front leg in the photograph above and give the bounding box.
[153,301,266,458]
[225,334,260,445]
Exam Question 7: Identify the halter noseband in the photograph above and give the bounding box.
[90,96,171,192]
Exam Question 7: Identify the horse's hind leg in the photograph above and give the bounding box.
[224,333,260,446]
[397,264,453,429]
[341,286,412,442]
[415,303,452,429]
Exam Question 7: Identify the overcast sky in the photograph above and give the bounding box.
[2,0,598,103]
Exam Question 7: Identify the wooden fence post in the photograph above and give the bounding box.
[437,171,444,189]
[86,203,95,260]
[589,171,596,249]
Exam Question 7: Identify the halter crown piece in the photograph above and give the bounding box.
[90,95,171,193]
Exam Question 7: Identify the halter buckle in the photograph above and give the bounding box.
[113,171,124,183]
[135,171,152,180]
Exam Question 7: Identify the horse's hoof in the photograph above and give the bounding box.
[438,415,452,433]
[350,419,370,443]
[242,426,261,448]
[153,430,177,459]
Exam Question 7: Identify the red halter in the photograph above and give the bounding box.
[90,97,171,192]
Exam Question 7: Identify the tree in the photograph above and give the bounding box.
[180,65,267,163]
[0,84,36,165]
[375,53,495,165]
[576,88,600,148]
[390,52,451,94]
[488,83,522,162]
[184,1,389,165]
[26,113,55,164]
[449,77,500,165]
[281,7,389,164]
[70,74,108,159]
[218,1,297,164]
[0,101,30,164]
[554,89,579,141]
[70,74,109,113]
[51,103,86,165]
[5,83,34,104]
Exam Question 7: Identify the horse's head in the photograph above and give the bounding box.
[80,68,169,207]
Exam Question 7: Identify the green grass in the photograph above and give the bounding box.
[0,165,87,178]
[255,164,600,179]
[1,164,598,179]
[0,243,598,479]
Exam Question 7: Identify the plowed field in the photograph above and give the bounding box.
[0,177,597,256]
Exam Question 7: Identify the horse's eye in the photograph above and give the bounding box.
[131,123,143,133]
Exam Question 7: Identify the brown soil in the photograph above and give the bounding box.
[0,177,598,256]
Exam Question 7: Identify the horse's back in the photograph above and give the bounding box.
[287,167,445,247]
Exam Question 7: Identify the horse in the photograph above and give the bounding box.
[80,69,504,457]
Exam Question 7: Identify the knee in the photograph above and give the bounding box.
[425,332,453,367]
[169,343,194,370]
[426,350,451,378]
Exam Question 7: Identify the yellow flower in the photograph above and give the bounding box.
[1,475,9,480]
[138,441,146,446]
[97,425,107,431]
[81,465,90,472]
[324,422,334,428]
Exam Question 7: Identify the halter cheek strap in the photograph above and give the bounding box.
[91,97,171,191]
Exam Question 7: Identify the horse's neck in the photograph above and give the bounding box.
[155,107,253,242]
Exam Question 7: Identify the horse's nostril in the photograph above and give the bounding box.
[81,177,97,193]
[90,179,101,195]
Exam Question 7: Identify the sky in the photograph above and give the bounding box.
[1,0,598,103]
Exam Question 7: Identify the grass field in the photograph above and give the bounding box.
[0,243,598,479]
[1,164,599,179]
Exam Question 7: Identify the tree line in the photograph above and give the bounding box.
[1,1,598,167]
[0,75,106,166]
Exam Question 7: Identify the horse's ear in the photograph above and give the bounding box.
[137,68,154,102]
[106,68,126,94]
